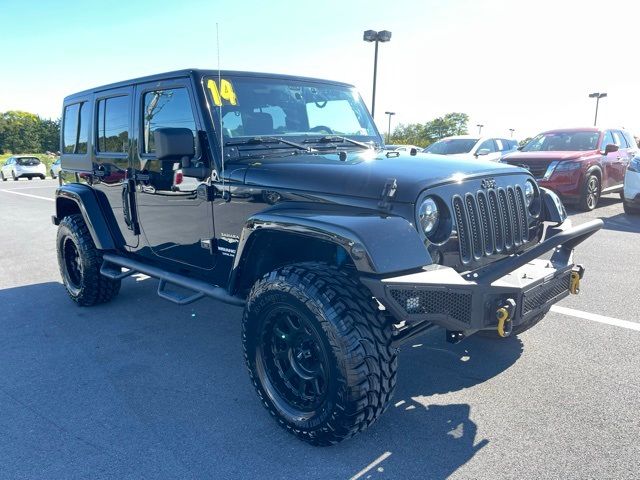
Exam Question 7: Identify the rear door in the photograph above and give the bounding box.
[132,78,216,271]
[610,130,629,187]
[600,130,619,189]
[92,87,138,247]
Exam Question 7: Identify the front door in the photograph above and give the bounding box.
[601,130,620,189]
[132,79,215,271]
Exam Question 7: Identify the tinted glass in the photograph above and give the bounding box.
[16,157,40,166]
[143,88,196,154]
[522,131,599,152]
[206,76,378,143]
[76,103,89,154]
[623,131,637,149]
[612,131,626,148]
[63,103,79,154]
[425,138,478,154]
[477,139,496,153]
[97,96,130,153]
[601,131,614,150]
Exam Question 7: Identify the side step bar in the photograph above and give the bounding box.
[100,253,246,307]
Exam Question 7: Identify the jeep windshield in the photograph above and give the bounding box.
[206,76,380,152]
[522,131,600,152]
[424,138,478,155]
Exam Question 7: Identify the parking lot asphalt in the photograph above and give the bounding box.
[1,179,639,480]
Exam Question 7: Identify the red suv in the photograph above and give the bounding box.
[502,128,637,210]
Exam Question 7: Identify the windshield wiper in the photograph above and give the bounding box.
[225,136,316,152]
[303,135,373,150]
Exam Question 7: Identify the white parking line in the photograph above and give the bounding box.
[350,451,392,480]
[1,185,57,190]
[551,305,640,331]
[0,190,54,202]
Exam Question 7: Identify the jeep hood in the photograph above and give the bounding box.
[239,150,525,203]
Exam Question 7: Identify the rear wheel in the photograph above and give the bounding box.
[57,214,120,306]
[578,174,600,211]
[243,263,397,445]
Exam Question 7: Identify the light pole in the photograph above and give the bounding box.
[384,111,395,143]
[509,128,515,138]
[363,29,392,119]
[589,92,607,126]
[477,124,484,135]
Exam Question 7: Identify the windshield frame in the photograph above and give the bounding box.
[204,75,383,157]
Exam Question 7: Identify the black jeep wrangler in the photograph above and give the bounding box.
[53,69,602,445]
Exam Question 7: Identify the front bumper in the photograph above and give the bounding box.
[362,219,603,334]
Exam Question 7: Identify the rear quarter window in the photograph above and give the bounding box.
[63,102,90,154]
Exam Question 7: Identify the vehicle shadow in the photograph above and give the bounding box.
[596,211,640,234]
[0,280,523,480]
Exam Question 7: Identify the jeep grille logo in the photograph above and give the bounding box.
[481,178,497,189]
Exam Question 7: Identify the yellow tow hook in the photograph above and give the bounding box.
[496,298,516,338]
[569,265,585,295]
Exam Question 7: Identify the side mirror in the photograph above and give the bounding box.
[517,145,524,151]
[475,148,491,156]
[603,143,619,154]
[154,128,195,161]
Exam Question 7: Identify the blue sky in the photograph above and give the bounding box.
[2,0,639,139]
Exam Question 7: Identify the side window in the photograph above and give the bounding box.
[477,139,496,153]
[143,88,196,154]
[63,102,89,154]
[601,131,614,150]
[97,96,130,153]
[623,131,638,150]
[63,104,79,154]
[495,139,504,151]
[612,130,626,148]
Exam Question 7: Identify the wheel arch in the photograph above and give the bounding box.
[54,184,125,251]
[228,211,431,296]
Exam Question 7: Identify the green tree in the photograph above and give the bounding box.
[389,112,469,148]
[0,111,60,154]
[39,118,60,153]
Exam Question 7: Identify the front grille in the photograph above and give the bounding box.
[522,271,572,316]
[504,160,550,179]
[390,288,472,325]
[453,186,530,264]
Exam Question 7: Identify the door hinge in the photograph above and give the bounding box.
[197,184,217,201]
[200,238,217,254]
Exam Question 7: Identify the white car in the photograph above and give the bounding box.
[623,156,640,215]
[1,156,47,181]
[423,135,518,162]
[50,158,62,179]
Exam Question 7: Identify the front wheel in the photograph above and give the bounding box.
[57,214,121,306]
[1,172,5,181]
[578,174,600,211]
[243,263,397,446]
[51,170,57,179]
[12,171,18,181]
[624,201,640,215]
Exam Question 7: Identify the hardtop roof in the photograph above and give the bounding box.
[63,68,355,102]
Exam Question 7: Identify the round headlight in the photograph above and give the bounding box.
[419,197,440,235]
[524,181,535,207]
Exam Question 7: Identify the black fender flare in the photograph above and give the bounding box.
[229,210,431,291]
[54,184,124,251]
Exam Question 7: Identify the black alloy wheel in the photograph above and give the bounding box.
[243,263,397,445]
[56,214,120,306]
[257,305,330,415]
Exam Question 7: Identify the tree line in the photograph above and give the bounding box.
[389,112,469,147]
[0,111,60,154]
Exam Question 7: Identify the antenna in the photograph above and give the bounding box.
[216,22,225,194]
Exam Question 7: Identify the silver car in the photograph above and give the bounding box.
[1,156,47,181]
